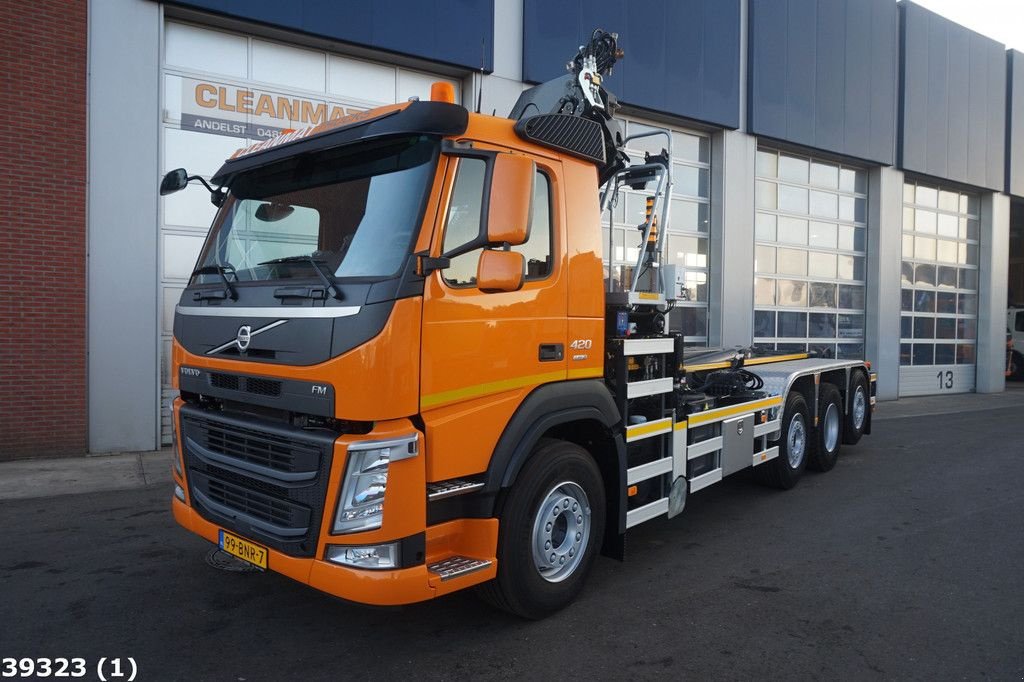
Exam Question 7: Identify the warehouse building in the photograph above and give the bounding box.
[1,0,1022,459]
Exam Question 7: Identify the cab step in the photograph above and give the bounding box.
[428,556,493,581]
[426,479,485,501]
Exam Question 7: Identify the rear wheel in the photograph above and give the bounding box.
[755,392,809,489]
[808,383,842,471]
[843,372,869,445]
[477,438,605,619]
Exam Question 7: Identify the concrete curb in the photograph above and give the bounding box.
[0,448,174,501]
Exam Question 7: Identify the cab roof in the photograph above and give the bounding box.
[210,100,469,186]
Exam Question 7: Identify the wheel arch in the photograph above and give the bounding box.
[483,379,627,552]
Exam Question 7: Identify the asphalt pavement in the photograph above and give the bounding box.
[1,397,1022,680]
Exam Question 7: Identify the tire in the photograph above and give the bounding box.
[477,438,606,619]
[842,372,869,445]
[754,392,810,489]
[808,383,842,472]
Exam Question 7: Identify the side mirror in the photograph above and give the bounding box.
[487,154,534,246]
[477,249,524,293]
[160,168,189,196]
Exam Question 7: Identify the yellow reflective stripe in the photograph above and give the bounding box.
[567,367,603,380]
[685,353,809,373]
[674,420,688,430]
[687,396,783,426]
[684,361,732,372]
[743,353,809,366]
[637,292,660,300]
[421,370,566,409]
[626,418,673,441]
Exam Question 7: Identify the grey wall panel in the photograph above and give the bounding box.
[748,0,899,165]
[898,2,1006,191]
[88,0,161,452]
[1010,51,1024,198]
[522,0,741,129]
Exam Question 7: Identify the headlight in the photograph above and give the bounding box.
[332,435,418,534]
[325,543,399,570]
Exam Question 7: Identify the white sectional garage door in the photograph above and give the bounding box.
[158,21,461,443]
[898,180,979,397]
[753,148,868,360]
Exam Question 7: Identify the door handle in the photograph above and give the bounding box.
[539,344,564,362]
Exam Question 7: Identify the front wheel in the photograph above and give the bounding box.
[477,439,606,619]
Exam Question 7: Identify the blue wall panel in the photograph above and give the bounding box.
[166,0,494,72]
[899,2,1006,192]
[1007,50,1024,198]
[522,0,741,129]
[748,0,899,166]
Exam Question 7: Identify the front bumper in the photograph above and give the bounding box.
[170,399,497,605]
[172,495,497,605]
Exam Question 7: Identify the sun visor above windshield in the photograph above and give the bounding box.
[211,100,468,186]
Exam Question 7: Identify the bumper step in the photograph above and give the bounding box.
[426,479,485,501]
[428,556,492,581]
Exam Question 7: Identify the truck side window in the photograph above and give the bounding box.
[515,172,552,281]
[442,158,487,285]
[441,161,552,287]
[1017,311,1024,333]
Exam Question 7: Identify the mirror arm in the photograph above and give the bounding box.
[417,253,451,275]
[188,175,227,207]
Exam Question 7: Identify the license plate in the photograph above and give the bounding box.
[219,530,268,570]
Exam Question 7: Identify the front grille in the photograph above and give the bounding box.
[210,372,240,391]
[180,403,338,557]
[246,377,281,397]
[208,372,282,398]
[186,413,319,476]
[193,470,310,530]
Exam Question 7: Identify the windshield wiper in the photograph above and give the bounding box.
[192,264,238,300]
[259,256,343,300]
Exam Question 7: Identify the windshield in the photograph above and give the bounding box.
[192,135,437,285]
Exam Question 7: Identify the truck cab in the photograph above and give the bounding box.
[168,93,615,611]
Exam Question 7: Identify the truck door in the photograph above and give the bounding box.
[419,150,568,482]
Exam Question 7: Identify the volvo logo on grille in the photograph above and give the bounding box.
[206,319,288,356]
[236,325,252,351]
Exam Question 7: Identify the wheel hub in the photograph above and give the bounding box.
[852,386,866,430]
[531,481,591,583]
[823,402,840,451]
[787,414,806,468]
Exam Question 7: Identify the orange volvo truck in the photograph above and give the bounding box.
[163,31,876,618]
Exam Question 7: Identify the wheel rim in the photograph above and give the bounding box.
[823,402,840,452]
[852,386,867,430]
[531,481,591,583]
[787,414,806,468]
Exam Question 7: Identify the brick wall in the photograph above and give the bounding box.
[0,1,88,459]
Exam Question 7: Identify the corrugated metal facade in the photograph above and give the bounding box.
[164,0,495,71]
[899,1,1007,192]
[1008,50,1024,198]
[748,0,899,166]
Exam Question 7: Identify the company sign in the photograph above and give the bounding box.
[179,78,367,141]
